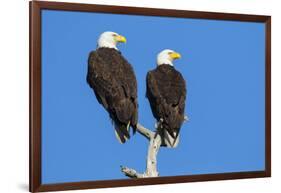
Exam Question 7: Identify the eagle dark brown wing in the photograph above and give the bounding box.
[87,48,138,143]
[146,65,186,147]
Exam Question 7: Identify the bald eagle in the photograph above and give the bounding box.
[146,49,186,148]
[87,31,138,143]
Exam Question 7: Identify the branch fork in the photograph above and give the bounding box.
[121,116,189,178]
[121,123,161,178]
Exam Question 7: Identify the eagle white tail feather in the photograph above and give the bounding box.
[114,122,130,144]
[114,129,122,143]
[127,121,130,132]
[163,130,179,148]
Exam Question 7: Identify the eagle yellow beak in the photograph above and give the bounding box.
[115,35,127,43]
[169,52,181,60]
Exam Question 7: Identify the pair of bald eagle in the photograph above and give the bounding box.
[87,31,186,148]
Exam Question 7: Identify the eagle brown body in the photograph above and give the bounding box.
[146,64,186,147]
[87,47,138,143]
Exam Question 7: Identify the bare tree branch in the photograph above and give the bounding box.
[143,133,161,177]
[136,123,154,140]
[121,124,161,178]
[120,166,145,178]
[121,116,188,178]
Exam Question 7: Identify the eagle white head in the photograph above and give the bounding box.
[157,49,181,66]
[97,31,127,50]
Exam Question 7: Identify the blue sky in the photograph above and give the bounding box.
[41,10,266,184]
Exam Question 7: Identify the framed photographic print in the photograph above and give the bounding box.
[30,1,271,192]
